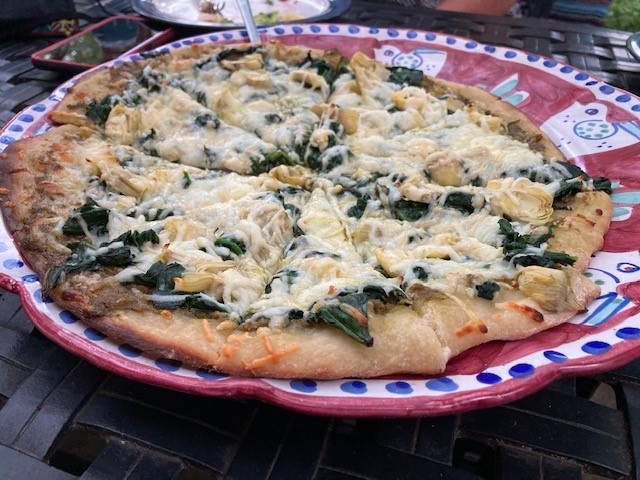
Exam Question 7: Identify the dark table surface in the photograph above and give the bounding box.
[2,1,640,478]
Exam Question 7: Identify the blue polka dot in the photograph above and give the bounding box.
[425,377,458,392]
[599,85,614,94]
[181,39,192,45]
[586,80,598,86]
[274,27,285,35]
[222,33,233,39]
[385,381,413,394]
[113,59,124,65]
[632,105,640,112]
[504,51,517,58]
[3,258,24,269]
[618,262,640,273]
[155,358,182,371]
[115,344,141,357]
[544,350,568,363]
[388,29,399,37]
[209,35,219,41]
[527,54,540,62]
[32,104,46,112]
[0,242,7,253]
[8,125,23,132]
[240,31,248,38]
[0,136,15,145]
[194,38,205,44]
[509,363,535,378]
[292,26,303,34]
[328,25,339,33]
[310,25,321,33]
[59,311,78,324]
[340,380,367,394]
[575,73,589,80]
[21,274,38,283]
[446,37,456,45]
[560,66,573,73]
[407,30,417,39]
[290,379,318,393]
[465,41,478,49]
[582,340,611,354]
[425,33,436,41]
[196,368,226,380]
[543,60,557,68]
[617,327,640,340]
[33,289,53,304]
[258,28,267,34]
[129,54,141,61]
[369,28,379,34]
[84,328,107,341]
[18,114,34,122]
[476,372,502,384]
[348,25,360,34]
[171,42,182,48]
[616,94,631,103]
[484,46,496,53]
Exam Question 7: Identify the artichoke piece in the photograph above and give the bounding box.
[105,104,141,145]
[488,178,553,225]
[173,272,218,293]
[518,266,585,312]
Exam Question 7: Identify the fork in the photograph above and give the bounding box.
[236,0,261,44]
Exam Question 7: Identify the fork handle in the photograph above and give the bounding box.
[236,0,261,43]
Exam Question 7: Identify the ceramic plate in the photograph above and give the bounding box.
[2,24,640,417]
[131,0,350,28]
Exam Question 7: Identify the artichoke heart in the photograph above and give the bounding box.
[518,266,585,312]
[391,86,428,110]
[105,104,141,145]
[290,70,329,94]
[489,178,553,225]
[173,271,218,293]
[220,53,263,71]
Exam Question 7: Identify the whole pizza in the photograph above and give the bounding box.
[0,41,613,378]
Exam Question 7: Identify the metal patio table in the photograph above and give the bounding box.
[1,1,640,478]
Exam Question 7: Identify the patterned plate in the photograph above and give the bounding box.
[2,24,640,417]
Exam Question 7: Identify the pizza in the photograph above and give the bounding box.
[0,41,613,379]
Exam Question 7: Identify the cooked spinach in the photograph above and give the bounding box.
[195,114,220,128]
[309,292,373,346]
[346,194,369,219]
[152,292,230,313]
[250,150,294,175]
[298,52,335,85]
[182,171,192,188]
[499,219,576,267]
[552,161,612,201]
[393,199,431,222]
[443,191,477,215]
[264,113,282,124]
[388,66,423,86]
[476,281,500,300]
[214,234,246,256]
[134,261,185,292]
[139,48,170,59]
[62,198,109,236]
[86,96,116,125]
[46,229,160,292]
[217,46,260,62]
[264,268,300,294]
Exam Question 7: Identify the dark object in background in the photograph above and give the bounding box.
[1,0,78,39]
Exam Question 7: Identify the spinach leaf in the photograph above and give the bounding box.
[499,219,576,267]
[264,268,300,294]
[298,52,335,85]
[388,66,424,86]
[346,194,369,219]
[107,229,160,249]
[86,96,116,125]
[133,261,186,292]
[195,114,220,128]
[443,192,476,215]
[553,161,613,200]
[45,242,101,293]
[217,46,260,62]
[182,171,192,189]
[214,234,246,256]
[476,281,500,300]
[152,292,230,313]
[62,198,109,236]
[250,150,294,175]
[393,199,431,222]
[310,292,373,346]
